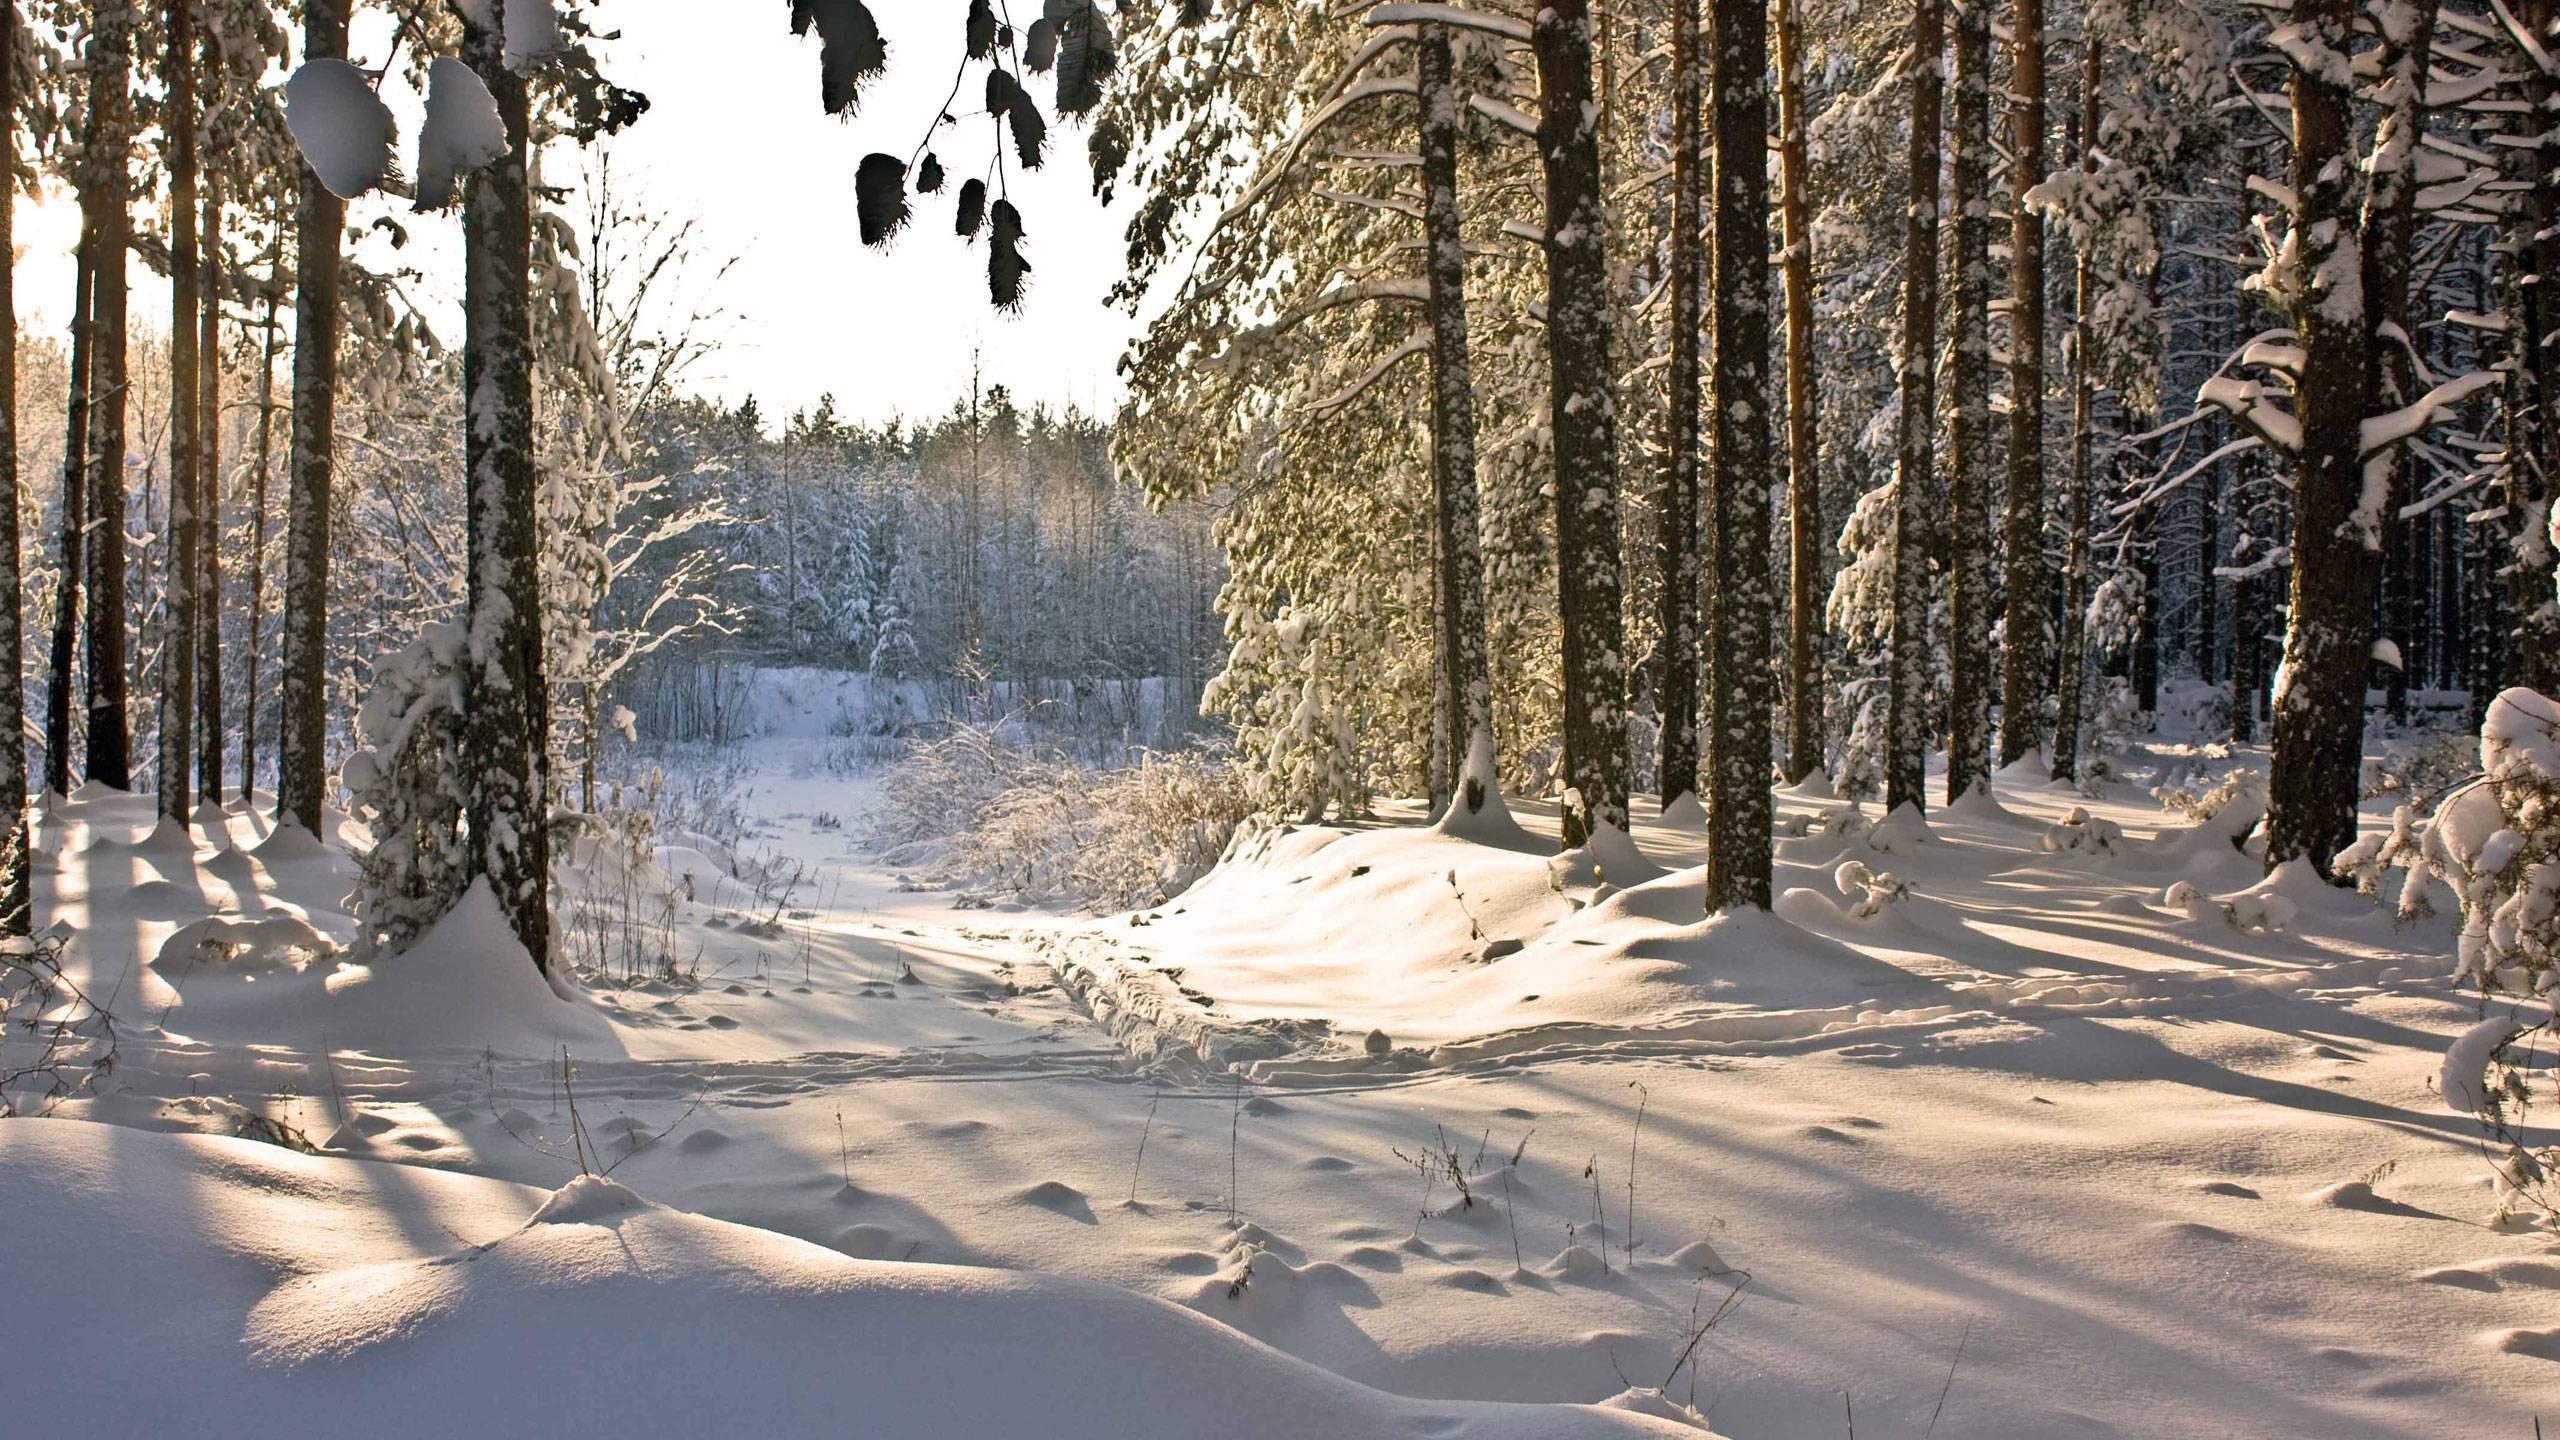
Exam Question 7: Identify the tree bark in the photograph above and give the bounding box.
[0,0,28,934]
[1657,0,1703,812]
[461,1,552,969]
[1535,0,1631,847]
[158,0,200,825]
[199,169,225,804]
[1884,0,1944,814]
[2262,0,2377,875]
[2050,37,2099,784]
[278,0,348,836]
[1417,25,1497,815]
[242,243,280,803]
[47,232,92,801]
[82,0,134,791]
[1944,0,1993,804]
[1777,0,1824,784]
[1705,0,1775,906]
[2504,0,2560,688]
[1998,0,2049,767]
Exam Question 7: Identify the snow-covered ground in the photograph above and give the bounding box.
[8,737,2556,1437]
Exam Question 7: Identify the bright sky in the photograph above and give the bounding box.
[14,3,1142,430]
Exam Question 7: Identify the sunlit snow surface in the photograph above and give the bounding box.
[11,723,2557,1437]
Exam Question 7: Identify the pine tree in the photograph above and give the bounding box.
[459,0,552,969]
[157,0,202,826]
[82,0,135,791]
[278,0,350,837]
[1535,0,1631,850]
[1707,0,1776,907]
[1998,0,2049,768]
[2049,37,2099,786]
[1777,0,1823,785]
[1656,0,1703,813]
[0,0,28,934]
[1884,0,1945,815]
[1943,0,1994,804]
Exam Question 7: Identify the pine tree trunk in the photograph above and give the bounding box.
[82,0,133,791]
[278,0,347,834]
[1884,0,1944,814]
[0,0,29,934]
[157,0,199,826]
[1944,0,1993,804]
[2050,37,2099,784]
[1998,0,2049,767]
[2507,0,2560,687]
[1417,25,1496,814]
[2369,0,2438,732]
[198,170,225,804]
[1777,0,1824,784]
[1535,0,1631,847]
[2262,0,2377,875]
[461,3,552,970]
[47,234,92,801]
[1705,0,1774,906]
[242,251,279,802]
[1656,0,1703,811]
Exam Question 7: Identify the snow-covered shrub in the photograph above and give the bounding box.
[870,726,1253,911]
[1831,859,1909,919]
[342,625,472,960]
[0,928,113,1116]
[1833,696,1886,805]
[2039,806,2125,857]
[2343,688,2560,1225]
[2362,731,2476,814]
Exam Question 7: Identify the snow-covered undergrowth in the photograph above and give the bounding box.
[12,740,2560,1437]
[869,721,1252,910]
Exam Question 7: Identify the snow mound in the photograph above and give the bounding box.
[317,879,611,1053]
[283,59,398,199]
[0,1122,1710,1440]
[414,57,507,209]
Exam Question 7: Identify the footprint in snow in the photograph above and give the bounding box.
[2486,1327,2560,1361]
[1301,1155,1354,1173]
[2190,1179,2261,1199]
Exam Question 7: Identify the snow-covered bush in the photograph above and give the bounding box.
[342,625,472,960]
[2039,806,2125,857]
[2342,688,2560,1225]
[869,725,1253,911]
[2362,731,2476,814]
[1832,859,1909,918]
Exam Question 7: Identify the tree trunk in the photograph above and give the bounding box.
[2370,0,2438,734]
[2262,0,2377,875]
[1998,0,2049,767]
[1884,0,1944,814]
[1417,25,1497,814]
[157,0,199,826]
[1705,0,1774,906]
[82,0,134,791]
[242,247,280,803]
[199,155,225,804]
[0,0,28,934]
[461,2,552,970]
[1656,0,1703,812]
[1777,0,1824,784]
[47,232,91,801]
[2050,37,2099,784]
[1534,0,1631,847]
[2505,0,2560,688]
[278,0,348,836]
[1944,0,1993,804]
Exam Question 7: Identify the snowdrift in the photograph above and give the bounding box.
[0,1121,1711,1439]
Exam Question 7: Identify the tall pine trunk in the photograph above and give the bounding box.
[2262,0,2376,875]
[461,3,552,969]
[47,234,92,800]
[1998,0,2049,767]
[242,247,280,802]
[157,0,199,826]
[2050,38,2100,784]
[1534,0,1631,848]
[278,0,348,836]
[198,169,225,804]
[2368,0,2438,736]
[1884,0,1944,814]
[2504,0,2560,687]
[0,0,28,934]
[1706,0,1775,907]
[1944,0,1993,804]
[1416,25,1497,815]
[82,0,134,790]
[1778,0,1824,784]
[1657,0,1703,811]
